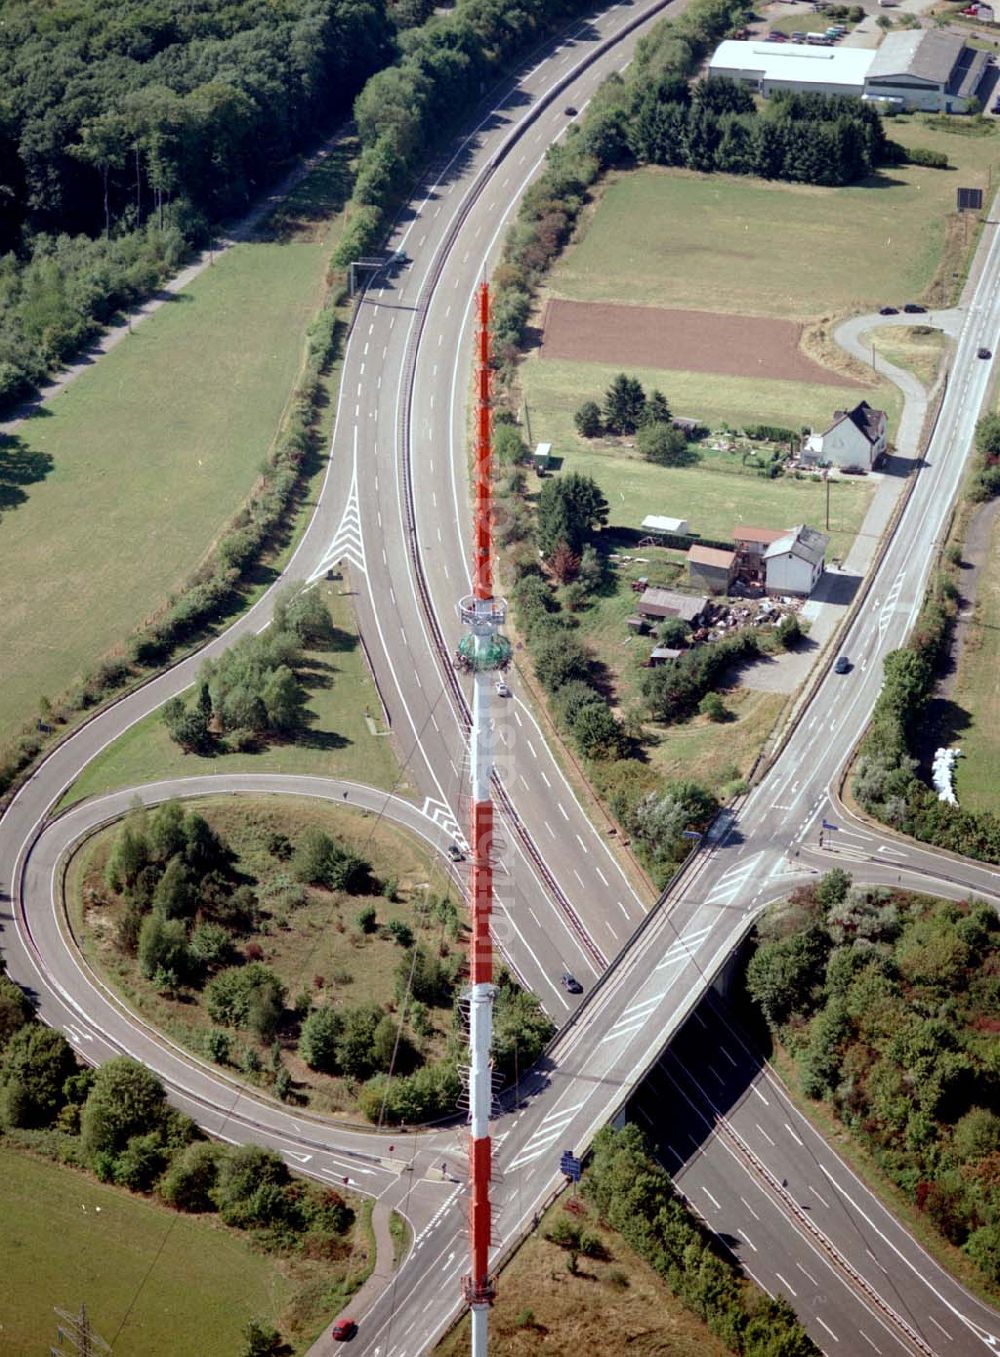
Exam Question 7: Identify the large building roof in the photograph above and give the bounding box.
[867,29,964,85]
[708,40,875,88]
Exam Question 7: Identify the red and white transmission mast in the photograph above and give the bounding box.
[456,281,509,1356]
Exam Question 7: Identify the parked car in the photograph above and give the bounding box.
[561,972,583,994]
[903,302,927,313]
[790,30,806,38]
[446,843,465,862]
[332,1318,357,1341]
[978,347,992,359]
[834,655,851,674]
[879,306,898,315]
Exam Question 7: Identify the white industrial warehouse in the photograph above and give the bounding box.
[708,29,989,112]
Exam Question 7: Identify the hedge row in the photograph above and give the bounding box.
[584,1126,818,1355]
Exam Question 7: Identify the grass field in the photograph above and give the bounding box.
[63,583,405,807]
[436,1196,731,1357]
[550,119,999,318]
[860,324,948,389]
[953,508,1000,812]
[0,1142,360,1356]
[0,148,351,744]
[71,796,456,1118]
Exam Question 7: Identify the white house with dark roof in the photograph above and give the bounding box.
[764,525,829,597]
[804,400,887,473]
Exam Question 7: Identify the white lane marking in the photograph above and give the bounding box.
[816,1317,839,1343]
[784,1121,804,1147]
[755,1123,776,1147]
[809,1184,831,1210]
[737,1228,757,1253]
[775,1272,797,1298]
[796,1262,819,1286]
[703,1187,721,1210]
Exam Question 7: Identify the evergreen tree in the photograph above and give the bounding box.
[603,373,646,435]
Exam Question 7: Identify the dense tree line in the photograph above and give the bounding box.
[580,1125,818,1353]
[747,872,1000,1282]
[331,0,608,269]
[852,423,1000,862]
[620,83,886,187]
[0,0,392,409]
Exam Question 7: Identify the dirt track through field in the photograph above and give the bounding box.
[540,299,856,386]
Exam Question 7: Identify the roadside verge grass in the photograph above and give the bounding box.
[0,148,351,745]
[435,1195,732,1357]
[952,506,1000,813]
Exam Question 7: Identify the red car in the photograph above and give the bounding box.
[332,1318,357,1341]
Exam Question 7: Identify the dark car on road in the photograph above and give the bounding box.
[446,844,465,862]
[978,347,992,359]
[834,655,851,674]
[561,972,583,994]
[879,305,898,315]
[564,105,578,116]
[903,302,927,314]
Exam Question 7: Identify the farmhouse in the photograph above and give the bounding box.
[708,31,987,111]
[687,544,737,595]
[635,587,709,624]
[804,400,887,472]
[763,525,829,597]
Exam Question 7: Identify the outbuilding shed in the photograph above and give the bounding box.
[641,514,690,536]
[636,588,709,624]
[687,544,736,595]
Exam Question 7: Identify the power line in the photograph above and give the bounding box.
[51,1304,110,1357]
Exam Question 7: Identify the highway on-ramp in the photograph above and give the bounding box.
[2,2,1000,1354]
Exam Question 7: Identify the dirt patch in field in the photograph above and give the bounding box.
[540,299,857,387]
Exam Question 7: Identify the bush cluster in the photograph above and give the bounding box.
[584,1125,818,1354]
[747,872,1000,1281]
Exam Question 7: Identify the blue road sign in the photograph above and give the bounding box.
[821,819,840,831]
[560,1151,582,1181]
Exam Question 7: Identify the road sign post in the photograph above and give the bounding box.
[559,1150,582,1195]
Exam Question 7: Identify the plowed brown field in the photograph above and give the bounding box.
[540,298,855,387]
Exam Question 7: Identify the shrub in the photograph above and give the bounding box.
[574,401,603,437]
[637,421,691,467]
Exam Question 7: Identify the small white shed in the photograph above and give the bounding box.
[533,442,552,470]
[641,514,690,536]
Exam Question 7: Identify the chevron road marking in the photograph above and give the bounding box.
[654,924,713,971]
[599,989,667,1045]
[421,796,465,847]
[878,569,905,641]
[704,853,764,907]
[309,427,367,582]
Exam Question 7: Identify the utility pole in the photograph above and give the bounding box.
[824,471,831,531]
[51,1304,110,1357]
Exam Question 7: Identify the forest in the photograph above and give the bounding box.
[747,870,1000,1284]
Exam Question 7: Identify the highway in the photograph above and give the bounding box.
[1,0,1000,1354]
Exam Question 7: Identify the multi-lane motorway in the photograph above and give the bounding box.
[2,1,1000,1353]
